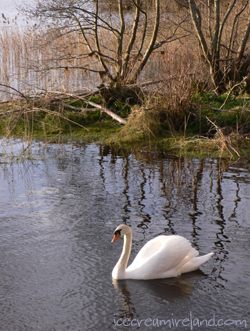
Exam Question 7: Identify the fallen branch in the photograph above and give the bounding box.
[51,91,127,125]
[0,88,127,125]
[83,101,127,124]
[60,102,97,112]
[0,87,127,124]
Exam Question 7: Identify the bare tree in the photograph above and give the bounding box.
[22,0,169,103]
[176,0,250,92]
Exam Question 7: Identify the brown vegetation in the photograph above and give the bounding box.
[2,1,250,98]
[0,0,250,159]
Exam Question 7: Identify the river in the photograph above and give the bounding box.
[0,140,249,330]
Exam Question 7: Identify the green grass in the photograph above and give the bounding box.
[1,91,250,159]
[193,92,250,135]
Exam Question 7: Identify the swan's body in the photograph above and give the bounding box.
[112,224,213,280]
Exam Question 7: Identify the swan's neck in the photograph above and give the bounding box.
[112,232,132,279]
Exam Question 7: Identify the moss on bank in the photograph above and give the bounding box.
[0,92,250,159]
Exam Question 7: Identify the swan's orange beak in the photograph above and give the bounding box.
[112,232,120,243]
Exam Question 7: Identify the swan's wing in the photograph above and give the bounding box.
[126,235,196,279]
[178,252,214,274]
[128,236,166,269]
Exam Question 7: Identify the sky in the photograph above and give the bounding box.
[1,0,34,26]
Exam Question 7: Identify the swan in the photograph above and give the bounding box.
[111,224,214,280]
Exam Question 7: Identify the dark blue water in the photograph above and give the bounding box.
[0,141,249,330]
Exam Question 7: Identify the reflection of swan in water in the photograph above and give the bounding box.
[112,271,207,322]
[113,279,137,323]
[113,270,206,302]
[112,225,214,280]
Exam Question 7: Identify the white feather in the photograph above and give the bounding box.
[112,225,214,280]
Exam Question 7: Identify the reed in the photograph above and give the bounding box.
[0,27,97,101]
[0,19,249,160]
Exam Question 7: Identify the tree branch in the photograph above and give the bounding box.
[52,91,127,124]
[121,0,140,80]
[129,0,160,83]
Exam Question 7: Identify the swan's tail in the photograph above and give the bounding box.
[178,252,214,274]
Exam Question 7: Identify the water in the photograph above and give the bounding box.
[0,141,250,330]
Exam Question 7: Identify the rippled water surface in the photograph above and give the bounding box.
[0,141,250,331]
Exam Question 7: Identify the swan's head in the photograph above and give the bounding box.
[112,224,131,243]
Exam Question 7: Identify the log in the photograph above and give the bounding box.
[52,91,127,125]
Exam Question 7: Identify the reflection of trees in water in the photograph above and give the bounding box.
[228,179,240,222]
[1,143,249,285]
[2,159,35,201]
[96,147,250,287]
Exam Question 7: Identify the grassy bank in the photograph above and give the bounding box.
[1,90,250,160]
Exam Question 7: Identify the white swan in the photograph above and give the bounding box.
[111,224,214,280]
